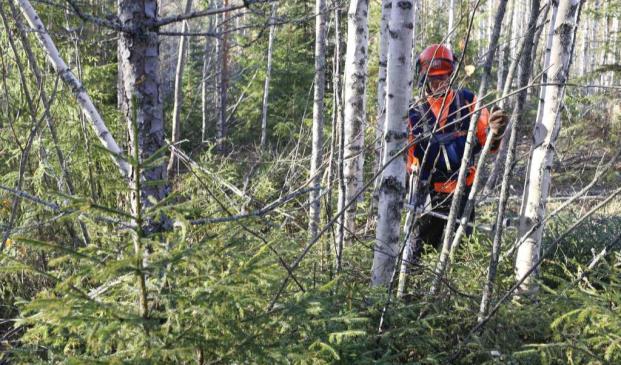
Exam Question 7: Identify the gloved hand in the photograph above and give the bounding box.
[489,108,509,137]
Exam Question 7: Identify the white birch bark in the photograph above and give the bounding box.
[534,0,559,132]
[334,5,346,273]
[371,0,414,287]
[216,0,229,153]
[447,0,455,49]
[308,0,327,241]
[16,0,130,177]
[370,0,392,221]
[167,0,193,177]
[487,0,494,48]
[477,0,541,319]
[201,35,212,142]
[509,0,520,87]
[445,0,510,260]
[610,17,619,86]
[260,3,278,148]
[578,2,589,78]
[342,0,369,241]
[515,0,580,295]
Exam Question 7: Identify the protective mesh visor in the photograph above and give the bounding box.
[420,58,453,76]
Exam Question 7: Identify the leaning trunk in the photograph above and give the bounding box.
[16,0,129,177]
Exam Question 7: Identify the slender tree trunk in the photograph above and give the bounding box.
[118,0,170,231]
[333,4,346,273]
[371,0,414,287]
[260,3,278,148]
[578,1,589,78]
[447,0,455,48]
[216,0,229,153]
[308,0,327,241]
[515,0,580,295]
[428,2,484,295]
[484,4,545,195]
[611,17,619,86]
[201,36,211,142]
[534,1,559,132]
[9,0,91,245]
[167,0,193,178]
[445,0,510,260]
[477,0,542,319]
[370,0,392,227]
[16,0,130,177]
[608,16,619,86]
[487,0,494,48]
[341,0,369,243]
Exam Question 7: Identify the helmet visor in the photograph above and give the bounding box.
[420,58,454,77]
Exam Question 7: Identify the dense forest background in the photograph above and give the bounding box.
[0,0,620,363]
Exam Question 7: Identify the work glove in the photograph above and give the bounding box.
[488,107,509,150]
[489,108,509,137]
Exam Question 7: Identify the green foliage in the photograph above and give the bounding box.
[1,0,621,364]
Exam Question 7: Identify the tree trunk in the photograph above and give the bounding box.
[201,36,211,142]
[515,0,580,295]
[308,0,327,241]
[445,0,510,260]
[9,0,91,245]
[16,0,130,177]
[333,4,346,273]
[478,0,541,319]
[341,0,369,242]
[118,0,170,231]
[216,0,229,153]
[371,0,414,287]
[370,0,392,227]
[447,0,455,49]
[167,0,193,178]
[534,1,559,133]
[260,3,278,148]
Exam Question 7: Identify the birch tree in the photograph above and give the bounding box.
[341,0,369,242]
[308,0,327,241]
[216,0,229,153]
[371,0,415,287]
[333,4,346,272]
[260,3,278,148]
[167,0,193,178]
[447,0,456,49]
[515,0,580,295]
[370,0,391,223]
[478,0,541,319]
[16,0,130,177]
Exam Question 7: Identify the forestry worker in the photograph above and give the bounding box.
[406,43,508,259]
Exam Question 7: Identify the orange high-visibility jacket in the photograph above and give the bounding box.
[407,88,492,193]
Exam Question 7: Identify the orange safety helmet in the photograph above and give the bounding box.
[416,44,455,84]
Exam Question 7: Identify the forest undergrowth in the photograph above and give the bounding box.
[1,104,619,364]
